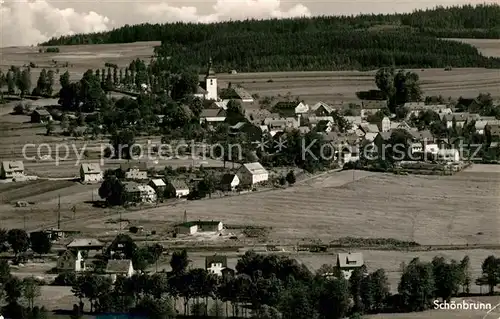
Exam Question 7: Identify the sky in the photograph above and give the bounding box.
[0,0,498,47]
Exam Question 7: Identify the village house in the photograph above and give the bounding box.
[205,255,228,276]
[220,173,240,191]
[486,123,500,140]
[120,163,148,180]
[359,123,380,134]
[360,100,387,119]
[437,149,460,162]
[220,86,254,103]
[79,163,103,184]
[31,109,52,123]
[377,116,391,132]
[237,162,269,186]
[175,220,224,235]
[272,101,309,117]
[199,108,227,124]
[105,259,134,282]
[194,57,218,101]
[344,116,363,133]
[0,160,25,179]
[57,250,86,272]
[148,179,166,195]
[209,100,229,110]
[67,238,105,252]
[337,252,364,280]
[310,101,333,116]
[166,179,190,198]
[443,113,480,128]
[123,182,157,203]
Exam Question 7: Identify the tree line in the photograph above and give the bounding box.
[7,230,500,319]
[41,4,500,47]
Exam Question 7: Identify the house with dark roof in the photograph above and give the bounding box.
[67,238,104,251]
[200,108,226,124]
[106,259,134,282]
[0,161,25,179]
[336,252,364,280]
[57,249,86,272]
[166,179,190,198]
[360,100,388,119]
[175,220,224,235]
[205,255,228,276]
[31,109,52,123]
[220,173,240,191]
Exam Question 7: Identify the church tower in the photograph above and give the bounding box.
[205,57,218,101]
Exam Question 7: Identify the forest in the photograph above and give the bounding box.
[38,5,500,71]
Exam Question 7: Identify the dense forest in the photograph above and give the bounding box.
[40,4,500,71]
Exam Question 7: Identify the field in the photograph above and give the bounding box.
[1,40,500,105]
[446,38,500,58]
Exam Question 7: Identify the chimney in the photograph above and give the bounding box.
[297,114,301,127]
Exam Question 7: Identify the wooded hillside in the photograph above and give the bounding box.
[40,4,500,71]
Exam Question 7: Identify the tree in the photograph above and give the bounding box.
[398,258,435,311]
[460,256,472,294]
[98,175,126,206]
[375,67,395,100]
[197,172,216,198]
[432,257,461,302]
[18,68,32,97]
[7,229,30,256]
[0,259,12,284]
[480,255,500,295]
[317,277,350,319]
[6,70,15,94]
[59,71,70,88]
[69,304,83,319]
[29,231,52,256]
[361,269,390,313]
[285,170,296,185]
[4,276,23,303]
[35,69,48,96]
[110,129,136,159]
[80,69,105,112]
[349,266,366,313]
[46,70,55,96]
[170,250,190,274]
[280,283,315,319]
[23,277,41,309]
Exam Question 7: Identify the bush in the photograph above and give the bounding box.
[129,226,139,234]
[53,271,77,286]
[13,103,25,115]
[45,47,60,53]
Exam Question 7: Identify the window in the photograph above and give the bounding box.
[210,80,213,85]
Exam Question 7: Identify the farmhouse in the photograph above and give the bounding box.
[57,250,86,272]
[199,108,227,124]
[205,255,228,276]
[237,162,269,186]
[220,87,254,102]
[360,100,387,119]
[175,220,224,235]
[106,259,134,282]
[437,149,460,162]
[337,252,364,280]
[272,101,309,116]
[67,238,105,251]
[123,182,157,203]
[120,163,148,180]
[0,161,25,179]
[79,163,103,184]
[220,173,240,191]
[310,101,333,116]
[31,109,52,123]
[443,113,480,128]
[166,179,190,198]
[148,179,166,194]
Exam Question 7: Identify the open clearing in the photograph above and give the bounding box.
[1,40,499,105]
[74,165,500,246]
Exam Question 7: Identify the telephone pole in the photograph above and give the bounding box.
[57,194,61,229]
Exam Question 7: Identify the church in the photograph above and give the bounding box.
[194,57,218,101]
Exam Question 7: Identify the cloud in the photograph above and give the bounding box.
[0,0,311,47]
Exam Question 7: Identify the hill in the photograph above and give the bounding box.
[39,4,500,72]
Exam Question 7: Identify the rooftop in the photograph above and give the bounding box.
[205,255,228,268]
[241,162,268,175]
[80,163,101,174]
[337,252,364,268]
[67,238,104,248]
[106,259,132,273]
[176,220,222,228]
[1,161,24,172]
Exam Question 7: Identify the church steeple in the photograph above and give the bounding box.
[206,56,216,78]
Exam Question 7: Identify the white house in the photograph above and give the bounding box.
[237,162,269,186]
[221,174,240,191]
[205,255,228,276]
[378,116,390,132]
[437,149,460,162]
[57,250,86,272]
[105,259,134,282]
[166,179,190,198]
[137,185,157,202]
[175,221,224,235]
[360,100,387,119]
[0,161,25,179]
[294,102,309,114]
[79,163,103,184]
[337,252,364,280]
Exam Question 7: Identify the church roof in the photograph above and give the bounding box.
[206,57,216,78]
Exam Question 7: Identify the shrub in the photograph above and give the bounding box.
[45,47,60,53]
[13,103,25,115]
[129,226,139,234]
[52,271,77,286]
